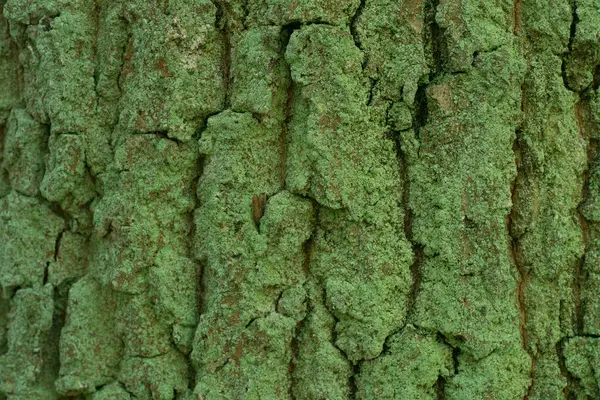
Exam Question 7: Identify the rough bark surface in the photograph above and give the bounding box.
[0,0,599,399]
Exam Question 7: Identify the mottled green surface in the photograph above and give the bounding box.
[1,0,600,399]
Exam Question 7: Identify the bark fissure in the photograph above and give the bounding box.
[561,0,579,91]
[288,313,300,399]
[556,337,584,398]
[435,374,446,400]
[573,101,588,336]
[437,332,460,375]
[185,154,202,392]
[91,0,100,98]
[350,362,360,399]
[281,24,298,189]
[287,196,317,398]
[329,307,358,399]
[212,0,232,108]
[367,77,378,106]
[510,115,535,400]
[349,0,366,66]
[44,287,69,392]
[513,0,523,35]
[424,0,449,75]
[403,82,428,321]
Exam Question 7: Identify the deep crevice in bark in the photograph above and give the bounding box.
[510,129,527,337]
[212,0,232,109]
[115,22,131,96]
[42,285,69,394]
[556,337,585,399]
[280,24,298,189]
[513,0,522,35]
[412,83,429,146]
[509,78,535,399]
[435,374,446,400]
[402,83,428,322]
[288,319,301,400]
[349,0,366,69]
[91,0,100,95]
[349,362,360,399]
[189,153,203,321]
[561,0,579,91]
[436,332,460,375]
[135,130,184,144]
[510,131,535,400]
[241,0,249,28]
[325,282,360,398]
[424,0,449,75]
[367,77,378,106]
[574,99,596,339]
[287,200,318,398]
[592,65,600,90]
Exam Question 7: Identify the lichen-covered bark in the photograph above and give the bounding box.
[1,0,599,399]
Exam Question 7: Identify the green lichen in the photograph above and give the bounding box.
[91,382,131,400]
[192,109,313,398]
[522,0,572,55]
[435,0,515,72]
[1,0,599,398]
[292,280,353,400]
[356,0,428,104]
[246,0,360,26]
[563,337,600,398]
[445,343,531,400]
[0,192,63,293]
[514,0,590,396]
[119,349,190,399]
[285,24,414,367]
[231,26,289,117]
[313,208,412,361]
[356,325,453,399]
[407,43,530,396]
[0,285,55,398]
[47,231,87,287]
[116,0,225,141]
[580,136,600,335]
[5,0,97,133]
[0,2,19,121]
[92,135,199,293]
[3,108,48,197]
[40,133,95,230]
[563,0,600,90]
[56,277,122,396]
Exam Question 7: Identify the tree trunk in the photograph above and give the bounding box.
[1,0,599,399]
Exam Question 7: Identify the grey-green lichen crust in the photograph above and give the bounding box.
[1,0,600,398]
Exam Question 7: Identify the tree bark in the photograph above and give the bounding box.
[1,0,599,399]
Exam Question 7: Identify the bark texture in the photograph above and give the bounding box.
[0,0,599,399]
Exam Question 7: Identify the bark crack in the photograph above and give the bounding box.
[573,100,588,336]
[91,0,101,104]
[211,0,232,109]
[509,120,535,400]
[512,0,523,35]
[556,337,583,398]
[437,332,460,375]
[436,374,446,400]
[402,82,428,322]
[561,0,579,91]
[424,0,449,75]
[281,24,299,189]
[288,200,318,398]
[349,0,366,70]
